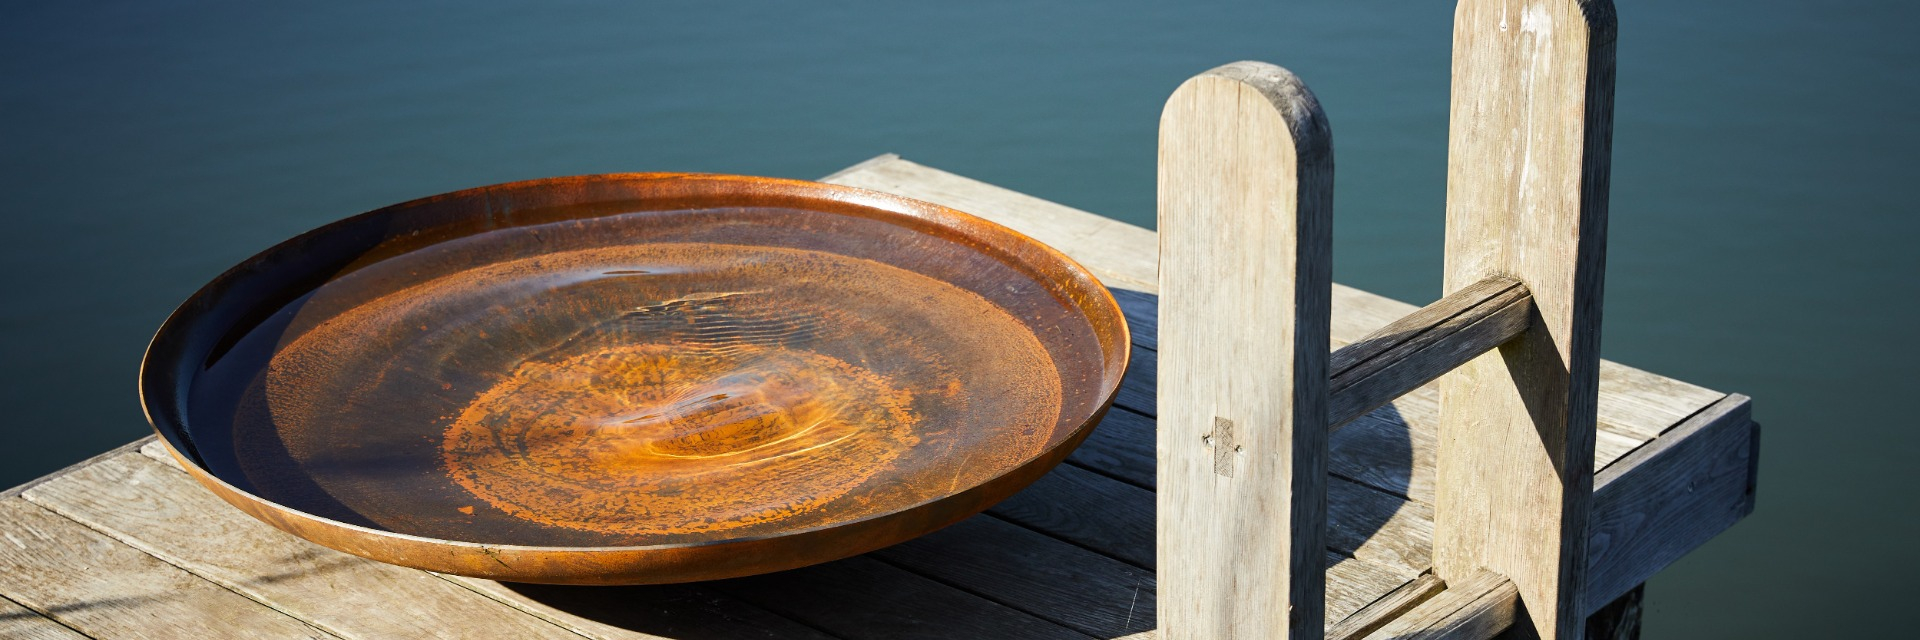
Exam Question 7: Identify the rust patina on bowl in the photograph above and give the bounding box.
[139,174,1129,584]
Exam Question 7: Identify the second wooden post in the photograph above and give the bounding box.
[1435,1,1616,638]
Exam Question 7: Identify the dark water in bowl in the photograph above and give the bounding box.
[184,206,1101,546]
[5,1,1918,635]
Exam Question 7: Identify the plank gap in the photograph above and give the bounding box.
[861,551,1114,636]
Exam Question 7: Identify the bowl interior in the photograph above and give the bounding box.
[145,175,1124,548]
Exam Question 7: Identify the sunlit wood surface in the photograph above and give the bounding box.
[0,155,1753,640]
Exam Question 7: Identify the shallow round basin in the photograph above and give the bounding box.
[139,173,1129,584]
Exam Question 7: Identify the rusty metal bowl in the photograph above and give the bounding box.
[138,173,1128,585]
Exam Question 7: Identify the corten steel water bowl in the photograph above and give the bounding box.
[139,173,1129,584]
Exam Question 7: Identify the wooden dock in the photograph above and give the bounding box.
[0,155,1755,639]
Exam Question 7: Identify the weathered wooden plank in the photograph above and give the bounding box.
[1,435,153,500]
[1326,558,1424,630]
[0,151,1744,640]
[22,451,585,640]
[824,158,1442,624]
[1115,358,1661,526]
[818,152,903,182]
[1014,296,1748,636]
[1434,2,1617,636]
[990,463,1155,569]
[996,460,1429,581]
[875,515,1156,637]
[1157,60,1334,639]
[1584,395,1756,613]
[123,426,1413,634]
[717,555,1089,640]
[874,513,1405,638]
[1360,571,1519,640]
[1593,362,1723,441]
[1111,313,1670,525]
[0,498,334,639]
[1330,277,1532,427]
[1116,344,1159,417]
[1098,456,1426,579]
[440,577,836,640]
[0,595,87,640]
[1054,313,1746,632]
[823,153,1159,293]
[827,156,1720,459]
[1112,288,1161,350]
[819,155,1407,345]
[1327,480,1434,578]
[1328,278,1519,384]
[1143,351,1663,504]
[1086,396,1752,640]
[1327,573,1445,640]
[133,440,821,640]
[1116,303,1659,485]
[1121,572,1505,638]
[825,160,1399,633]
[1066,405,1157,489]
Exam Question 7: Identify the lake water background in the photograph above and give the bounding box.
[4,1,1915,636]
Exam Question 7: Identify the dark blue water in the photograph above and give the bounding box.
[4,1,1915,636]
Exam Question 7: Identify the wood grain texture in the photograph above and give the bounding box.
[1584,395,1756,613]
[435,576,832,640]
[0,435,153,500]
[1058,330,1758,608]
[822,153,1159,293]
[818,154,1418,351]
[822,155,1724,452]
[22,451,586,640]
[1360,570,1520,640]
[1327,573,1445,640]
[0,498,334,639]
[990,462,1157,569]
[1330,277,1532,427]
[1112,288,1162,349]
[1046,412,1441,585]
[0,154,1754,640]
[874,515,1157,637]
[130,441,821,640]
[1434,2,1617,637]
[1157,60,1334,640]
[1329,387,1661,508]
[716,555,1091,640]
[0,595,87,640]
[871,509,1405,637]
[995,452,1433,586]
[825,156,1748,638]
[1066,405,1159,489]
[1100,289,1671,484]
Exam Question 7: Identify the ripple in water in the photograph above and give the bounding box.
[214,237,1077,546]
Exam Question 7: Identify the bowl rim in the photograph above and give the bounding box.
[137,171,1131,555]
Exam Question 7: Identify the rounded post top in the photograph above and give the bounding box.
[1164,61,1332,166]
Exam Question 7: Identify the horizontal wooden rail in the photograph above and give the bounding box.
[1328,276,1533,427]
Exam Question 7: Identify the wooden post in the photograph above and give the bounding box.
[1157,61,1333,639]
[1433,1,1616,639]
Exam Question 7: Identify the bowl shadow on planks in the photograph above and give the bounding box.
[496,287,1419,640]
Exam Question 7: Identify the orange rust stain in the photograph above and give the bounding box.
[441,342,919,536]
